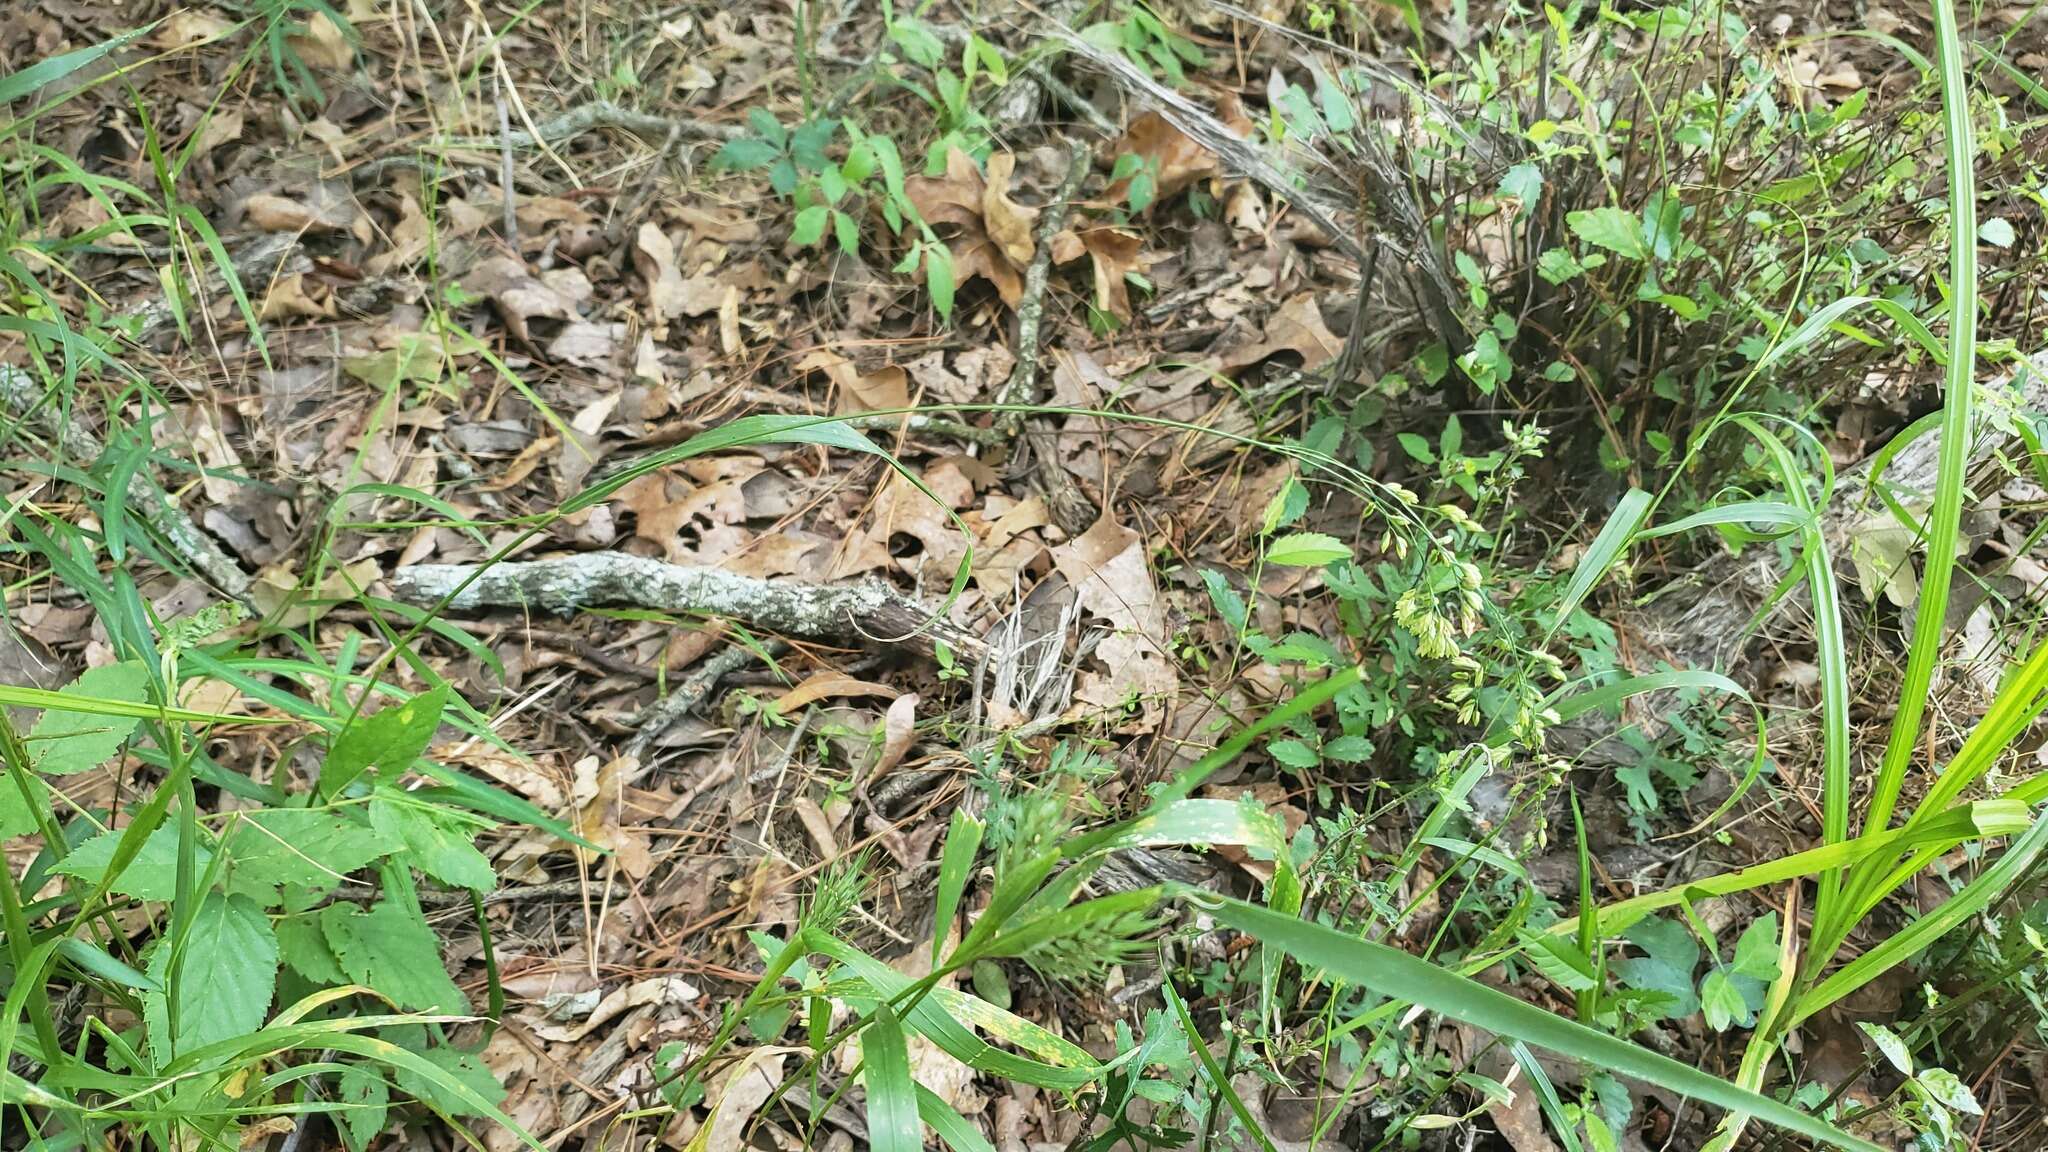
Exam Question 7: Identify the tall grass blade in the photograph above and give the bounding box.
[1199,898,1883,1151]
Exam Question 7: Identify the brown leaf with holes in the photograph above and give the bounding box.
[1052,227,1145,320]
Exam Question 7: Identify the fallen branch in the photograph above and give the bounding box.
[387,554,987,664]
[623,639,786,764]
[1000,139,1099,535]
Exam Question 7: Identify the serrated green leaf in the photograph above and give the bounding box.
[277,911,348,986]
[337,1064,391,1152]
[225,808,403,902]
[0,772,48,838]
[28,661,149,775]
[713,137,781,171]
[144,891,277,1062]
[1265,532,1350,567]
[1322,735,1372,764]
[792,204,830,246]
[369,793,496,891]
[392,1042,504,1118]
[53,824,213,901]
[1567,206,1650,259]
[1266,739,1319,769]
[322,901,468,1013]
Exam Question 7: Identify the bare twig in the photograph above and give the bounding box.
[623,640,786,764]
[387,554,987,664]
[998,140,1092,436]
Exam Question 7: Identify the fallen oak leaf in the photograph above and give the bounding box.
[1101,95,1254,207]
[462,255,581,343]
[907,148,1036,309]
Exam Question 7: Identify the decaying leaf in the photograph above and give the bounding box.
[1051,516,1178,726]
[462,255,583,343]
[1219,292,1343,373]
[797,349,911,413]
[1052,227,1146,321]
[907,149,1040,308]
[1102,95,1254,205]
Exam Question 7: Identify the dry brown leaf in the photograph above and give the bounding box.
[1052,227,1145,321]
[718,285,743,355]
[1051,516,1178,726]
[702,1050,790,1152]
[557,392,620,496]
[870,693,919,780]
[774,674,902,713]
[907,149,1036,308]
[191,107,243,161]
[981,152,1038,265]
[797,349,911,413]
[634,222,691,320]
[286,11,353,71]
[677,203,762,244]
[545,320,622,370]
[1103,96,1253,205]
[527,975,698,1043]
[1219,292,1343,373]
[155,9,235,50]
[258,272,334,321]
[463,255,581,343]
[242,184,357,234]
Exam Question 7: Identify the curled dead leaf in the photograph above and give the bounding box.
[1219,292,1343,373]
[871,692,919,780]
[1052,227,1145,321]
[462,255,581,343]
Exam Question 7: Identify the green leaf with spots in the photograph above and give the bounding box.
[318,685,449,799]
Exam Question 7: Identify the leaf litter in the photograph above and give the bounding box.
[6,2,2048,1152]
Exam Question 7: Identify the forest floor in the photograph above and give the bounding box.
[4,1,2048,1151]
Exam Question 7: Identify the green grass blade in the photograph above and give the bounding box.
[863,1006,923,1152]
[1547,488,1651,639]
[1164,977,1281,1152]
[0,23,154,107]
[916,1084,998,1152]
[1200,898,1883,1152]
[1794,816,2048,1026]
[1860,0,1980,846]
